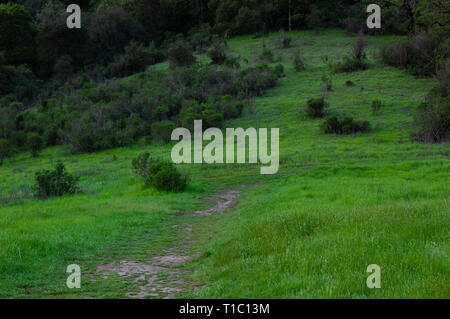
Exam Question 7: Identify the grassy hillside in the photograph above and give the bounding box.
[0,30,448,298]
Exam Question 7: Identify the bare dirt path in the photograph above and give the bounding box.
[95,189,242,299]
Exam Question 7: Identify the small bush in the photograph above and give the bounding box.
[436,58,450,98]
[144,161,187,192]
[278,30,292,49]
[259,43,274,63]
[168,38,196,68]
[151,120,176,144]
[132,152,157,178]
[322,116,371,134]
[53,55,73,80]
[335,56,369,73]
[335,34,369,73]
[34,162,80,199]
[26,133,43,157]
[293,52,306,71]
[412,88,450,143]
[372,100,383,115]
[381,41,409,68]
[306,97,327,118]
[345,80,355,87]
[109,41,152,77]
[208,37,227,64]
[0,138,10,165]
[274,64,285,78]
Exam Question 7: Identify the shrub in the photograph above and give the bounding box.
[144,161,187,192]
[335,56,369,73]
[345,80,355,87]
[34,162,80,199]
[259,43,274,63]
[26,133,43,157]
[274,64,285,78]
[408,32,436,76]
[53,55,74,81]
[306,97,327,118]
[131,152,157,178]
[0,138,10,165]
[412,88,450,143]
[352,33,368,61]
[372,100,383,115]
[292,52,305,71]
[109,41,152,77]
[151,120,176,145]
[381,41,409,68]
[278,30,292,49]
[335,34,369,73]
[168,38,196,68]
[436,58,450,98]
[208,38,227,64]
[322,116,371,134]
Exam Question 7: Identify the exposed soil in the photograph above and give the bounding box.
[95,189,242,299]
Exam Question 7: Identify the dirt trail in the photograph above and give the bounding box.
[95,189,242,299]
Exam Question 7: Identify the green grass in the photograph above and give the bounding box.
[0,29,448,298]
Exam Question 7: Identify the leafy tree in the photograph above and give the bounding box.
[26,133,43,157]
[0,3,36,66]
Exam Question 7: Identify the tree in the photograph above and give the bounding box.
[26,133,43,157]
[0,138,10,165]
[0,3,36,66]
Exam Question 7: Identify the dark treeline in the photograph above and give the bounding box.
[1,0,448,80]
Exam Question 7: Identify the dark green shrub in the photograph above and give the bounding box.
[436,58,449,98]
[53,55,73,81]
[168,38,196,68]
[132,152,157,178]
[0,138,10,165]
[259,43,274,63]
[381,41,410,68]
[306,97,327,118]
[322,116,371,134]
[321,116,341,134]
[26,133,43,157]
[109,41,152,77]
[335,56,369,73]
[412,88,450,143]
[293,52,305,71]
[151,120,176,144]
[335,34,369,73]
[208,38,227,64]
[145,161,187,192]
[35,162,80,199]
[274,64,285,78]
[372,100,383,115]
[345,80,355,87]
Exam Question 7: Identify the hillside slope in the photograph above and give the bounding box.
[0,30,448,298]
